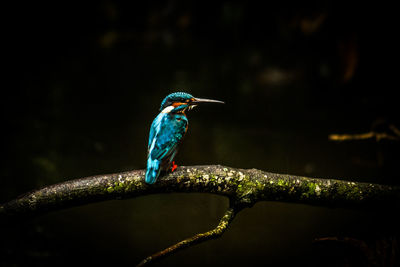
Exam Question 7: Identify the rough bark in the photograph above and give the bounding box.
[1,165,398,215]
[2,165,399,266]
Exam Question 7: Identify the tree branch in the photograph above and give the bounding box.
[329,132,399,141]
[1,165,399,265]
[137,200,239,266]
[329,124,400,142]
[1,165,399,216]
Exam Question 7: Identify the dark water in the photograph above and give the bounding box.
[2,2,399,266]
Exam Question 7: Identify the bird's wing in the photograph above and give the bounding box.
[148,113,162,151]
[148,113,187,161]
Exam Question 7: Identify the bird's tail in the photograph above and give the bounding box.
[145,158,161,184]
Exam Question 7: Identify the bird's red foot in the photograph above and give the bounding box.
[171,161,178,172]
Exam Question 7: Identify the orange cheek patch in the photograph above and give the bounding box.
[172,102,185,107]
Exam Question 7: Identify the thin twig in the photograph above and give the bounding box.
[389,124,400,137]
[137,201,239,266]
[329,132,399,142]
[329,124,400,142]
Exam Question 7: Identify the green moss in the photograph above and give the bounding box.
[334,182,362,201]
[300,181,321,199]
[336,184,347,196]
[308,182,317,192]
[105,179,135,194]
[234,175,267,205]
[277,179,288,187]
[107,186,114,193]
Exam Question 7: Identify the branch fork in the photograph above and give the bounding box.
[1,165,399,265]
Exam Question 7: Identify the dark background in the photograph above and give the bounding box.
[1,1,399,266]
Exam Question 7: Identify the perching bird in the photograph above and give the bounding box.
[145,92,224,184]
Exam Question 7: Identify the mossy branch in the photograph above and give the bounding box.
[1,165,398,216]
[1,165,399,265]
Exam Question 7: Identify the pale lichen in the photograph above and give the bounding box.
[2,166,399,216]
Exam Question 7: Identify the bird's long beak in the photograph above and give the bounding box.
[192,97,225,104]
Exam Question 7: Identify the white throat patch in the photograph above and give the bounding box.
[161,106,175,113]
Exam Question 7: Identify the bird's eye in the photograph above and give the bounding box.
[176,117,182,121]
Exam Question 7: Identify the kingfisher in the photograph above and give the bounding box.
[145,92,224,184]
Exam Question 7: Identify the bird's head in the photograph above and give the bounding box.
[159,92,224,113]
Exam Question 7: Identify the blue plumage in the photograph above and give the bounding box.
[145,158,161,184]
[145,92,224,184]
[146,111,187,184]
